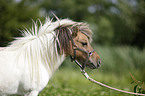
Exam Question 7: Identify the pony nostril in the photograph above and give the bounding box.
[97,59,101,67]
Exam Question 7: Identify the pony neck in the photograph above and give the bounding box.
[8,31,66,78]
[6,18,78,77]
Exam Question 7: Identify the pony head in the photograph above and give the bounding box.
[55,21,101,69]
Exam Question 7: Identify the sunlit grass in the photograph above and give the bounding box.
[39,68,134,96]
[39,46,145,96]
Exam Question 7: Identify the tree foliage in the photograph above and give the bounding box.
[0,0,145,48]
[0,0,40,46]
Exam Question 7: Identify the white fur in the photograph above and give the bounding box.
[0,18,77,96]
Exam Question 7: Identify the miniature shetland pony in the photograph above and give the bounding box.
[0,17,101,96]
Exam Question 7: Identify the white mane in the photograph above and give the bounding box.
[5,18,77,78]
[0,17,94,96]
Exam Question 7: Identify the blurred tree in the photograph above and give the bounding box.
[96,17,114,45]
[131,0,145,48]
[0,0,145,48]
[39,0,145,48]
[0,0,40,46]
[110,0,145,48]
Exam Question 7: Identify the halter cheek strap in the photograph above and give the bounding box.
[70,42,95,70]
[68,30,95,70]
[74,47,95,69]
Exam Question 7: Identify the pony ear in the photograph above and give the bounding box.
[72,31,77,38]
[71,26,79,38]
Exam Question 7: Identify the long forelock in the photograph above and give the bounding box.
[54,22,93,55]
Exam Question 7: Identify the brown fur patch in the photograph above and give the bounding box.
[55,26,72,54]
[55,23,92,55]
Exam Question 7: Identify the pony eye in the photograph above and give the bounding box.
[82,42,87,46]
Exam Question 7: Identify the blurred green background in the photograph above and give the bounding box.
[0,0,145,95]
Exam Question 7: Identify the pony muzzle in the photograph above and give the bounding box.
[85,57,101,69]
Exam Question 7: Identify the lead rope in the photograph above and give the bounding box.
[73,59,145,96]
[68,29,145,95]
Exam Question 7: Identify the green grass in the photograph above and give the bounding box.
[12,46,144,96]
[39,46,145,96]
[39,68,136,96]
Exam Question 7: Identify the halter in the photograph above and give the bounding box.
[70,32,95,71]
[69,35,145,96]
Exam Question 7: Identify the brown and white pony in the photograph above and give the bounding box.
[0,17,101,96]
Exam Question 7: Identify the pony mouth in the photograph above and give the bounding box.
[86,63,98,69]
[77,59,100,69]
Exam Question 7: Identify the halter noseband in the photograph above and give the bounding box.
[70,33,95,71]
